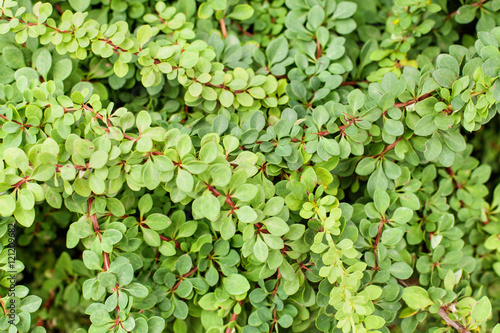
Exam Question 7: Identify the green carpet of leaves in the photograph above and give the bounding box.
[0,0,500,332]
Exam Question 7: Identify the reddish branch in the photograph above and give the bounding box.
[220,18,228,39]
[12,175,30,189]
[0,299,7,315]
[254,223,270,234]
[235,23,252,37]
[445,0,486,21]
[368,92,435,159]
[372,218,386,270]
[269,308,278,333]
[341,80,369,86]
[315,37,322,59]
[396,281,471,332]
[373,136,404,158]
[36,289,56,327]
[171,267,199,292]
[394,92,432,108]
[205,182,238,212]
[437,307,471,333]
[225,300,244,333]
[139,222,181,249]
[446,167,464,189]
[87,198,110,271]
[272,269,281,295]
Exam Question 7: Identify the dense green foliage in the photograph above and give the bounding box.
[0,0,500,332]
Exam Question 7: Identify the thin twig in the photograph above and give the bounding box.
[394,92,432,108]
[171,267,199,292]
[315,37,322,59]
[445,0,486,21]
[372,218,386,270]
[0,299,7,315]
[437,307,471,333]
[88,198,110,271]
[220,18,227,38]
[340,80,369,86]
[396,280,471,333]
[225,300,244,333]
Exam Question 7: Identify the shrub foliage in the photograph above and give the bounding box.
[0,0,499,332]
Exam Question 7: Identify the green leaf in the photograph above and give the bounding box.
[333,2,357,19]
[223,274,250,295]
[278,314,293,328]
[136,110,151,133]
[159,241,176,256]
[89,151,109,169]
[264,217,289,236]
[335,18,357,35]
[69,0,90,12]
[381,228,404,246]
[373,189,390,214]
[219,89,234,108]
[114,60,129,78]
[98,272,117,288]
[176,254,193,275]
[414,115,437,136]
[180,51,199,68]
[266,36,288,66]
[384,119,404,136]
[176,134,193,158]
[236,205,257,223]
[198,2,214,18]
[227,4,254,20]
[432,68,456,88]
[307,6,325,31]
[125,282,149,298]
[201,193,220,221]
[53,59,72,80]
[4,147,29,171]
[436,54,459,75]
[3,46,25,69]
[137,25,153,48]
[391,207,413,224]
[389,262,413,279]
[19,295,42,313]
[263,197,285,216]
[14,205,35,227]
[402,286,434,310]
[34,49,51,80]
[454,5,477,24]
[177,169,194,193]
[83,250,102,270]
[348,89,364,112]
[142,227,161,247]
[253,236,268,262]
[365,315,385,330]
[0,195,16,217]
[471,297,492,322]
[145,213,171,230]
[232,184,258,201]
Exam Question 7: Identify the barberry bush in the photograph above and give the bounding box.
[0,0,499,332]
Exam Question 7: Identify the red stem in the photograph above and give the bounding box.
[0,299,7,315]
[373,136,404,158]
[372,219,386,270]
[235,23,252,36]
[394,92,432,108]
[171,267,199,291]
[340,80,369,86]
[140,222,181,249]
[220,18,227,38]
[315,37,322,59]
[225,300,244,333]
